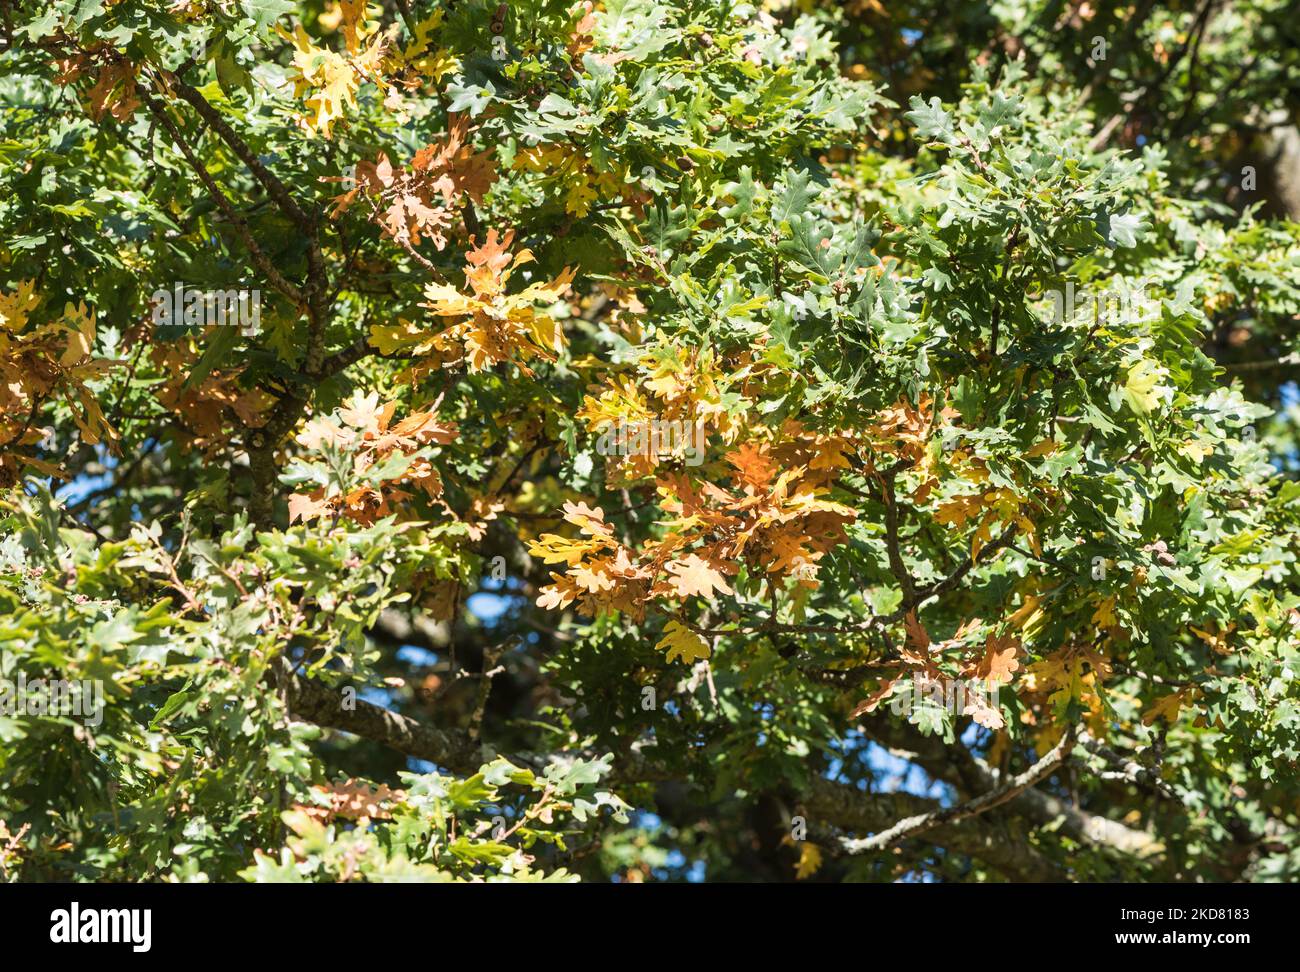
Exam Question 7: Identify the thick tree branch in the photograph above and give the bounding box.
[801,776,1067,882]
[369,607,453,653]
[914,521,1018,606]
[139,91,304,305]
[1078,732,1181,803]
[879,463,917,605]
[856,711,1160,858]
[841,725,1079,855]
[278,660,480,774]
[167,77,316,234]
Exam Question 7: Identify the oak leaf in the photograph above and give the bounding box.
[1142,690,1189,726]
[655,620,711,665]
[974,633,1020,684]
[664,554,733,600]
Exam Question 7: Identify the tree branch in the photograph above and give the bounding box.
[801,776,1067,882]
[278,660,480,774]
[167,76,315,234]
[879,462,917,605]
[854,711,1160,859]
[139,90,305,306]
[841,724,1079,855]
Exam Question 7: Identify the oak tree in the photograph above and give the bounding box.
[1,0,1298,882]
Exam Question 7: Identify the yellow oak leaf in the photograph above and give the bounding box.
[384,228,574,373]
[1006,593,1043,631]
[794,842,823,880]
[536,573,582,611]
[1190,623,1235,655]
[1091,595,1118,629]
[337,390,395,433]
[562,500,613,536]
[572,564,614,592]
[528,533,606,567]
[1142,689,1189,726]
[1123,358,1167,415]
[655,620,711,664]
[280,23,386,137]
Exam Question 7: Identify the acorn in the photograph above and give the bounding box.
[490,20,504,34]
[676,155,694,171]
[698,33,714,49]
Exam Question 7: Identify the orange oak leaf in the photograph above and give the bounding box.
[663,554,734,600]
[849,677,899,719]
[974,632,1020,684]
[904,610,931,652]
